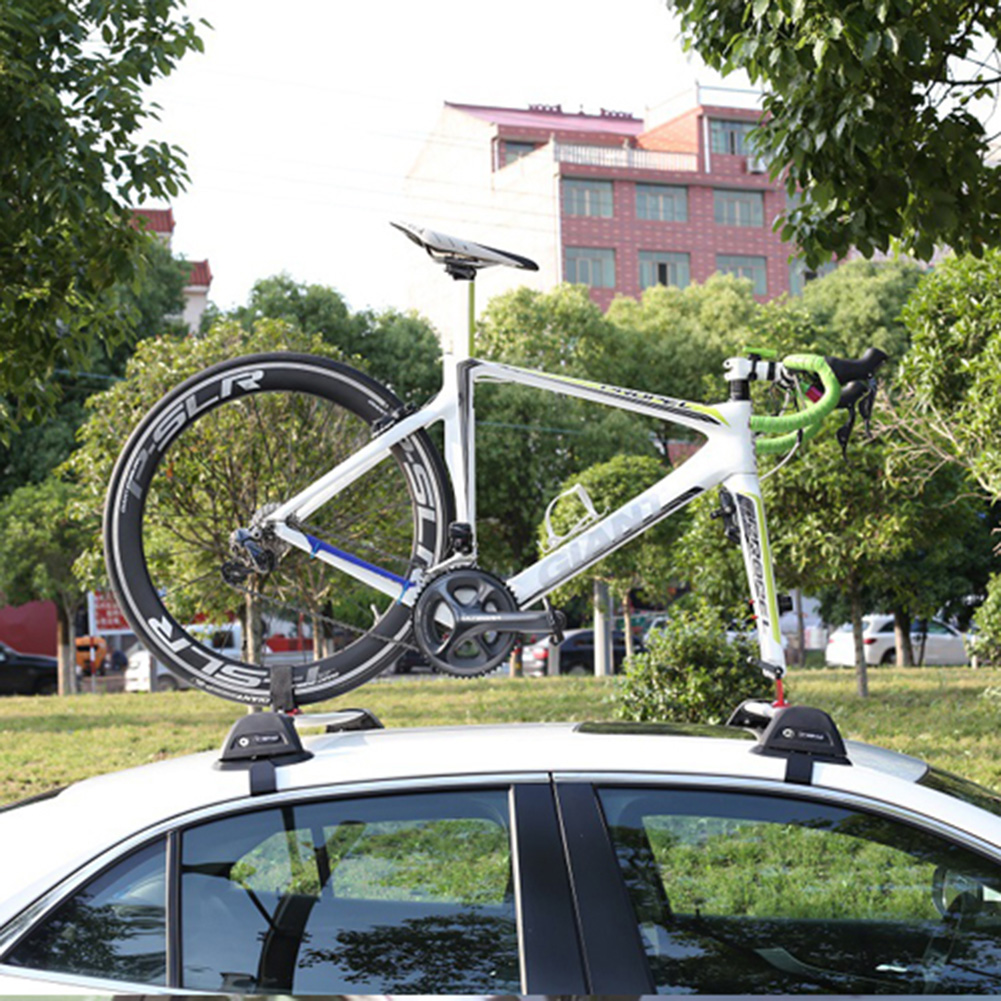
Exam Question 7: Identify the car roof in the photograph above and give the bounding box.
[2,717,999,924]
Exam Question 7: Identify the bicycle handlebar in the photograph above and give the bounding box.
[750,348,887,456]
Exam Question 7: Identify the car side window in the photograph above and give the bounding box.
[180,789,519,994]
[5,839,166,985]
[599,787,1001,995]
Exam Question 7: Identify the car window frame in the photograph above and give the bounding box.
[558,772,1001,994]
[0,772,583,995]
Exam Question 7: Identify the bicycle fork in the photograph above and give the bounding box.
[720,471,789,705]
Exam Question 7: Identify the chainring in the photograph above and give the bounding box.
[412,569,519,676]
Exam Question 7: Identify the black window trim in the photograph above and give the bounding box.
[554,781,655,992]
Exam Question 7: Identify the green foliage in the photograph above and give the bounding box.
[67,319,340,589]
[478,283,612,372]
[667,0,1001,265]
[0,478,92,614]
[475,285,655,571]
[230,274,441,405]
[0,236,188,497]
[617,600,771,724]
[791,259,923,365]
[0,0,206,430]
[896,250,1001,502]
[973,574,1001,667]
[541,454,684,606]
[606,274,757,411]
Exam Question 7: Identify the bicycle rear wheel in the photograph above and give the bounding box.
[104,353,452,706]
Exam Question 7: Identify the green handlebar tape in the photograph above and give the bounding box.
[755,417,824,455]
[749,353,841,443]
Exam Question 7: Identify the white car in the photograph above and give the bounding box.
[826,614,969,666]
[3,702,1001,994]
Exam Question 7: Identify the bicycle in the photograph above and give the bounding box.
[103,222,886,707]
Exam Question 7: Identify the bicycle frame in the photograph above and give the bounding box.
[266,321,787,678]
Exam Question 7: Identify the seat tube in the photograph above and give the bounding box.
[723,470,787,689]
[441,278,476,528]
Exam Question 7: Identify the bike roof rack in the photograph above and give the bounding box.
[739,703,851,786]
[217,708,383,797]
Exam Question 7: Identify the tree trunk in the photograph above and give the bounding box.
[510,644,523,678]
[794,588,805,667]
[893,609,914,666]
[623,595,635,661]
[56,603,76,696]
[244,587,264,664]
[593,579,612,677]
[850,586,869,698]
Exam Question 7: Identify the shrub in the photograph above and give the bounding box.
[973,573,1001,667]
[617,600,773,724]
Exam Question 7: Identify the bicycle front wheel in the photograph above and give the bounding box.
[104,353,452,706]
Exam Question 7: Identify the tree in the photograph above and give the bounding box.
[475,284,655,572]
[893,250,1001,505]
[667,0,1001,265]
[230,274,441,405]
[0,0,206,430]
[791,260,924,365]
[0,479,93,692]
[605,274,759,452]
[540,454,689,649]
[0,236,188,497]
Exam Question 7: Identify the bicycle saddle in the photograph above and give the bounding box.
[392,221,539,274]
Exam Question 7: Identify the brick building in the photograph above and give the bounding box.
[403,89,808,334]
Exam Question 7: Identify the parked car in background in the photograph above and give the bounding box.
[825,614,968,666]
[523,628,637,675]
[0,642,57,696]
[5,704,1001,993]
[391,647,433,674]
[124,645,193,693]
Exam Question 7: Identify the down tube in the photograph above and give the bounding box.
[724,472,786,676]
[507,446,724,610]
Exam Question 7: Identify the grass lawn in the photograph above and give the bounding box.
[0,666,999,806]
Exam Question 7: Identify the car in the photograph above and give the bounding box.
[0,641,57,696]
[124,622,317,692]
[4,703,1001,994]
[522,628,637,675]
[825,614,969,666]
[124,644,193,692]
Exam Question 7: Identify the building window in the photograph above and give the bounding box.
[639,251,690,290]
[502,141,538,166]
[565,247,616,287]
[636,184,688,222]
[789,256,837,295]
[714,189,764,227]
[563,179,613,218]
[710,119,758,155]
[717,254,767,295]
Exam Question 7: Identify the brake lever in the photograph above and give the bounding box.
[836,404,856,459]
[836,377,879,458]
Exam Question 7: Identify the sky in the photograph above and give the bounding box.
[144,0,743,315]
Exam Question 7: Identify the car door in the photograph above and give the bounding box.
[921,620,967,665]
[0,778,586,994]
[557,778,1001,995]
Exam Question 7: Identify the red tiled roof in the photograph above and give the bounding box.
[185,260,212,287]
[447,102,644,138]
[132,207,175,235]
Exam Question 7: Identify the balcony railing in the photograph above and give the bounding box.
[554,142,698,173]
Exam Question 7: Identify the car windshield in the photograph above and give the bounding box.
[919,766,1001,820]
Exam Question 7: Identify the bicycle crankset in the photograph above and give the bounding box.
[412,569,556,676]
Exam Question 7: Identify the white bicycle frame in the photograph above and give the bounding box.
[265,287,787,678]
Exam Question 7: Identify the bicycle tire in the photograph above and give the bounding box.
[104,353,452,706]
